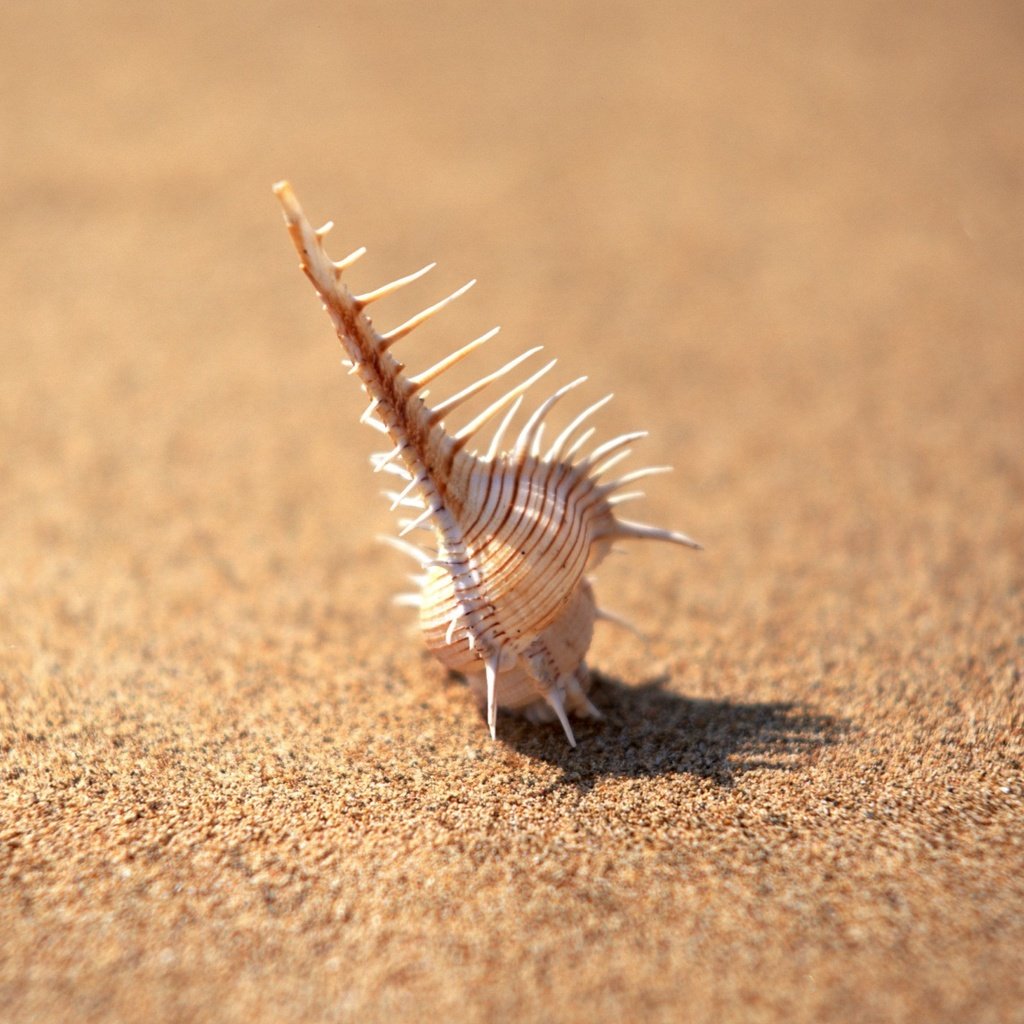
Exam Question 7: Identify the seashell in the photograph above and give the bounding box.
[273,182,700,746]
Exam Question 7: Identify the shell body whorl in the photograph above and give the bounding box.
[274,182,700,745]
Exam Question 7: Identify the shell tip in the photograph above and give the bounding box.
[546,689,577,748]
[485,659,499,741]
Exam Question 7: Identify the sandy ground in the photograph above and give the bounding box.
[2,2,1023,1022]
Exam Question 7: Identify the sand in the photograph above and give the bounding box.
[2,2,1022,1022]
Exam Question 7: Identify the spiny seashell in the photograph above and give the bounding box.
[274,182,700,746]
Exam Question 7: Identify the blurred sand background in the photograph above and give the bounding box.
[2,2,1022,1022]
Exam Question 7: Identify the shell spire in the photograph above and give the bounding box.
[274,181,700,745]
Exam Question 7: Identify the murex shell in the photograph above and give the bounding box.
[274,182,700,746]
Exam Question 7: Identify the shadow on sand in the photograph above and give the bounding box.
[500,672,848,791]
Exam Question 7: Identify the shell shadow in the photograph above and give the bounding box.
[501,672,848,791]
